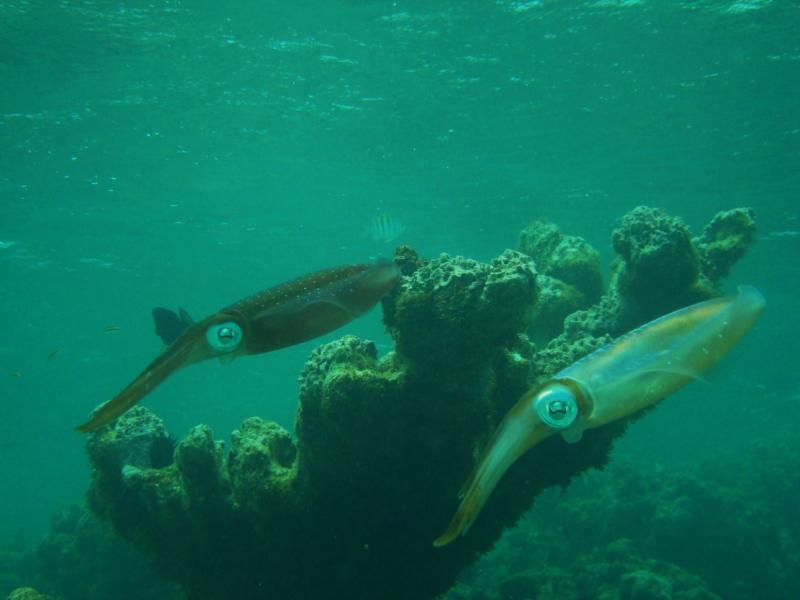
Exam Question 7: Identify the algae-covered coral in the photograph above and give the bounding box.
[610,206,755,321]
[5,588,52,600]
[445,432,800,600]
[81,206,757,599]
[9,429,798,599]
[0,504,179,600]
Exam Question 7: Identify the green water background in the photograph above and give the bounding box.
[0,0,797,545]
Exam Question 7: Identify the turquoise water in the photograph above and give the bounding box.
[0,0,798,597]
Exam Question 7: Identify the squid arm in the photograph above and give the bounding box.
[434,285,765,546]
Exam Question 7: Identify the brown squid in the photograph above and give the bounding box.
[77,261,401,432]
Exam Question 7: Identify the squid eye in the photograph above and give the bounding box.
[534,383,579,430]
[206,321,243,353]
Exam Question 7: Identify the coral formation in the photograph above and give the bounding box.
[445,433,800,600]
[532,205,758,379]
[693,207,757,282]
[383,249,538,373]
[5,588,52,600]
[612,206,703,314]
[610,206,756,323]
[448,539,721,600]
[7,431,797,599]
[518,219,603,304]
[0,532,27,599]
[0,504,179,600]
[518,219,603,343]
[82,206,757,599]
[37,503,181,600]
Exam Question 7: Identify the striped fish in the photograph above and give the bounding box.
[367,213,405,243]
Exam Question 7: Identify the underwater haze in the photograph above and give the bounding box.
[0,1,798,599]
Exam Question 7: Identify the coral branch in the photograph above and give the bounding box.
[84,206,756,599]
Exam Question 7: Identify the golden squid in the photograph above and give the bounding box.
[77,261,401,432]
[434,285,765,547]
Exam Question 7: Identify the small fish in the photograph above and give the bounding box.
[367,213,405,243]
[103,325,121,333]
[9,371,21,378]
[47,348,61,361]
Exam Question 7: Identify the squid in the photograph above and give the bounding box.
[77,261,401,432]
[434,285,765,547]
